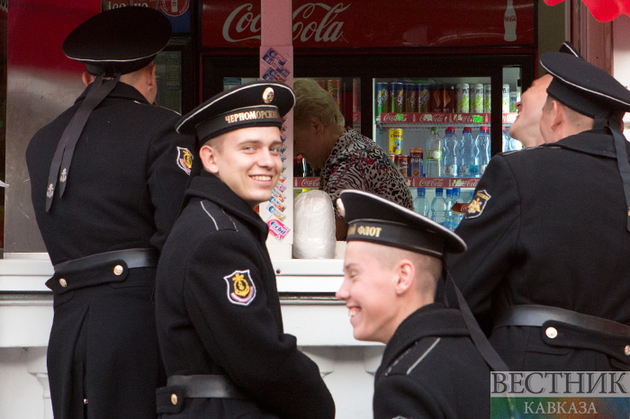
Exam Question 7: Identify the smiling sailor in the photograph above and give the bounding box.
[336,189,507,419]
[154,82,335,419]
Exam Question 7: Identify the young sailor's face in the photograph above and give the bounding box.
[207,126,283,208]
[337,241,399,344]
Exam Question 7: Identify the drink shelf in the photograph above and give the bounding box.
[294,177,479,189]
[406,177,480,188]
[376,112,517,127]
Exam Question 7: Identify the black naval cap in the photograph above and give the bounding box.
[63,7,171,76]
[176,81,295,147]
[559,41,583,59]
[541,52,630,120]
[338,190,467,258]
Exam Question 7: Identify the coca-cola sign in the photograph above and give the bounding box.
[294,177,321,188]
[202,0,534,49]
[215,1,351,46]
[292,3,349,43]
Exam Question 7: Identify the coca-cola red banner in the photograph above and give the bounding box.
[202,0,535,49]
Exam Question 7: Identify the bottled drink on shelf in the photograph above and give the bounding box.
[471,83,484,113]
[442,127,458,177]
[442,188,457,231]
[456,83,470,113]
[418,84,430,112]
[443,84,456,113]
[409,148,423,177]
[483,84,492,113]
[404,83,417,113]
[429,83,443,113]
[431,188,448,225]
[398,155,409,177]
[304,161,315,177]
[424,127,443,177]
[476,126,491,176]
[502,127,523,152]
[389,128,403,155]
[414,187,429,217]
[328,79,341,107]
[376,82,390,116]
[451,187,465,227]
[458,127,479,178]
[294,156,304,177]
[392,82,404,113]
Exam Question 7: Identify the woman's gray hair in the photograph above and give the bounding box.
[293,78,345,129]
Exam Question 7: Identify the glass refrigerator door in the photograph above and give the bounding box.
[372,73,520,228]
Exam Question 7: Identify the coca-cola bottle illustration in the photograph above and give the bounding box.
[504,0,517,42]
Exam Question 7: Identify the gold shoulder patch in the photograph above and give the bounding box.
[176,147,193,175]
[224,270,257,306]
[465,189,491,219]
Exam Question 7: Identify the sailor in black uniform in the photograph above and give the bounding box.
[155,82,335,419]
[25,7,193,418]
[448,51,630,371]
[336,190,504,419]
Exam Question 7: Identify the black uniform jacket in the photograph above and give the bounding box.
[26,81,193,262]
[374,303,491,419]
[25,81,193,419]
[155,171,335,419]
[447,129,630,371]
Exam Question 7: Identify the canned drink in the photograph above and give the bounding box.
[509,91,520,113]
[430,83,442,112]
[417,84,430,112]
[471,83,484,113]
[327,79,341,108]
[443,84,456,113]
[456,83,470,113]
[398,155,409,177]
[483,84,492,113]
[409,148,423,177]
[502,84,510,114]
[404,83,417,113]
[376,82,390,116]
[388,128,403,155]
[316,80,327,90]
[391,82,404,113]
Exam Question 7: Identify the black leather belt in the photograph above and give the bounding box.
[494,304,630,338]
[54,248,159,273]
[166,375,245,399]
[46,248,159,292]
[156,375,246,414]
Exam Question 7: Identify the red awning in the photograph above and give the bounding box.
[544,0,630,22]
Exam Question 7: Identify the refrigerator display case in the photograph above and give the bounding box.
[203,52,534,222]
[371,67,525,226]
